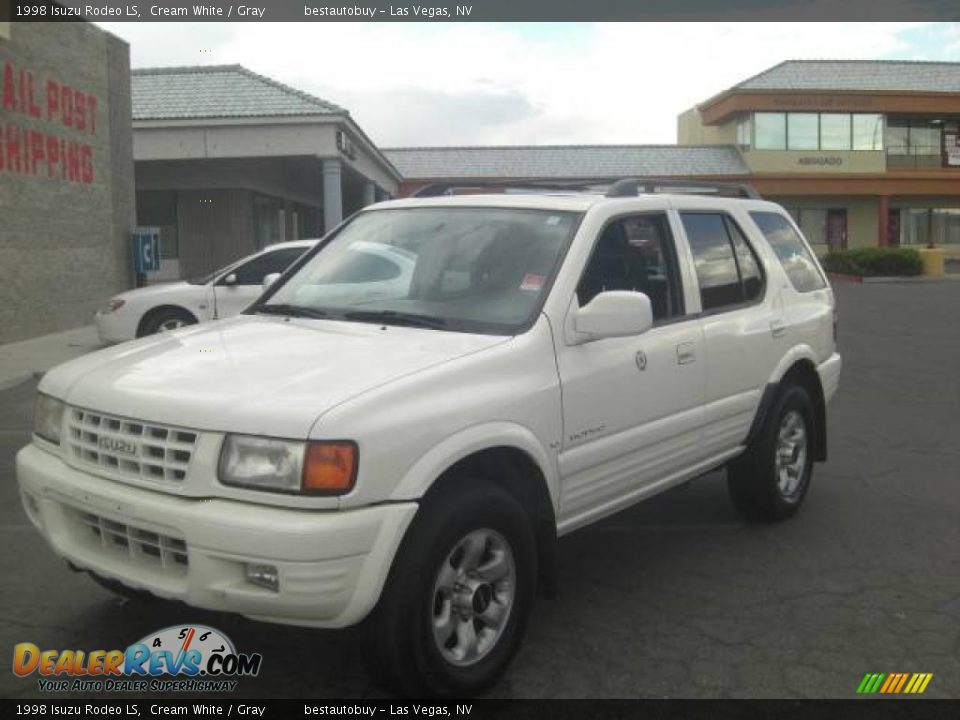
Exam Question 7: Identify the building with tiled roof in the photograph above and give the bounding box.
[132,64,346,119]
[677,59,960,257]
[734,59,960,93]
[131,65,400,280]
[385,145,750,187]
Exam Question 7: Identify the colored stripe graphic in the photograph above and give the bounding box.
[857,673,932,694]
[856,673,885,694]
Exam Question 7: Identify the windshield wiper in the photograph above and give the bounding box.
[344,310,448,329]
[253,304,330,320]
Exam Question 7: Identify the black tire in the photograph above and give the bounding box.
[727,384,816,522]
[361,481,537,697]
[87,571,164,604]
[138,308,197,337]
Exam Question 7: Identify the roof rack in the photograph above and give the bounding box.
[411,179,615,197]
[411,178,761,200]
[605,178,761,199]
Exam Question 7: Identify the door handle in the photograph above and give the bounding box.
[770,320,787,339]
[676,342,696,365]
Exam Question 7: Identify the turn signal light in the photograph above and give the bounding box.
[302,441,357,494]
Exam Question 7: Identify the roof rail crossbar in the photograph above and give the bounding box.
[411,178,762,200]
[411,178,624,197]
[605,178,761,199]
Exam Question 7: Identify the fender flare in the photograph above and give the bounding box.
[388,421,560,513]
[746,344,828,462]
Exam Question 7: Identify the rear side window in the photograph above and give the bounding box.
[749,212,826,292]
[680,212,765,312]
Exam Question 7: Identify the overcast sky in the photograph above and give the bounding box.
[98,22,960,147]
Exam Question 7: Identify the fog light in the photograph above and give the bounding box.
[245,563,279,592]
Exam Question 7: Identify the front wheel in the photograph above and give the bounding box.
[138,308,197,337]
[727,384,816,522]
[361,482,537,697]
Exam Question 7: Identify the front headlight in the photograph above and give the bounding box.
[218,435,357,495]
[101,298,125,314]
[33,393,65,445]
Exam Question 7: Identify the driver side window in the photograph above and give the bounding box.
[576,213,685,322]
[229,247,307,285]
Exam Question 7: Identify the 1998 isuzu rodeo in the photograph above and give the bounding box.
[18,180,841,696]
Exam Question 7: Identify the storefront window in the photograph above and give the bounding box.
[795,208,828,247]
[853,114,883,150]
[886,119,943,167]
[910,124,941,157]
[787,114,819,150]
[820,114,852,150]
[755,113,786,150]
[254,195,284,249]
[885,121,910,155]
[753,112,884,152]
[899,208,960,245]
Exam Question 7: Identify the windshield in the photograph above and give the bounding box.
[258,207,580,334]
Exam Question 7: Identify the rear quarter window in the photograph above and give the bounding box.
[750,212,826,292]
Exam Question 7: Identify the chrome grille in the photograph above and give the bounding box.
[69,508,189,576]
[66,407,198,483]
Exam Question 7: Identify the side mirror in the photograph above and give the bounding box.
[574,291,653,341]
[222,273,238,286]
[262,273,281,291]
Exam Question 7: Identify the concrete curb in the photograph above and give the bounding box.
[861,275,960,284]
[828,272,960,285]
[0,326,104,393]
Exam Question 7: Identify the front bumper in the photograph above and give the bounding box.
[16,444,417,628]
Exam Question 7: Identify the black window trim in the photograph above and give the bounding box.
[573,210,690,328]
[679,210,768,319]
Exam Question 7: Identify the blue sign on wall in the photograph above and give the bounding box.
[131,227,161,274]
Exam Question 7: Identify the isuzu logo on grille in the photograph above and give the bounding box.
[98,436,138,456]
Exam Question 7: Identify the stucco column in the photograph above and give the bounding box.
[322,159,343,233]
[878,195,890,247]
[362,181,377,207]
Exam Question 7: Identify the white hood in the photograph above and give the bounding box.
[111,281,193,303]
[40,315,507,438]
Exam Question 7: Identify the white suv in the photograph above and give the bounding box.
[17,181,841,696]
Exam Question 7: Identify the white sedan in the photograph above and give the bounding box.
[95,240,317,343]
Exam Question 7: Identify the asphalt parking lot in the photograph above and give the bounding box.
[1,280,958,700]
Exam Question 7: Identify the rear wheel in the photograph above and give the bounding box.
[727,384,815,522]
[138,308,196,337]
[362,481,537,697]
